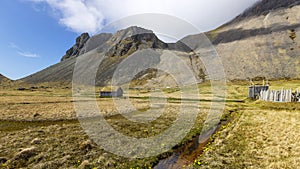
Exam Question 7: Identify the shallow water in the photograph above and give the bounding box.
[154,122,226,169]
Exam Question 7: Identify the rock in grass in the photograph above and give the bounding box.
[105,159,116,167]
[33,113,41,118]
[0,157,8,164]
[79,140,93,151]
[13,146,37,161]
[31,138,41,144]
[78,160,91,169]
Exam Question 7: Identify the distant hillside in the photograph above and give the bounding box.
[201,0,300,80]
[177,0,300,80]
[0,74,10,82]
[230,0,300,23]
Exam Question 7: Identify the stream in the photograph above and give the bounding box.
[154,120,228,169]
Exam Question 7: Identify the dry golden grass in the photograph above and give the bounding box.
[0,79,299,168]
[194,106,300,169]
[0,88,75,121]
[192,80,300,169]
[0,83,215,168]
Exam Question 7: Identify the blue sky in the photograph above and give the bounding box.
[0,0,77,80]
[0,0,259,80]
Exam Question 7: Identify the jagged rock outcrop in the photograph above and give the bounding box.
[108,26,153,44]
[106,33,168,57]
[61,33,90,61]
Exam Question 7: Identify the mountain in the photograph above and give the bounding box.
[21,26,196,86]
[228,0,300,23]
[0,74,10,83]
[21,0,300,84]
[103,26,168,57]
[61,26,168,61]
[164,0,300,80]
[202,0,300,80]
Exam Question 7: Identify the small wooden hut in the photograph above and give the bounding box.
[100,86,123,97]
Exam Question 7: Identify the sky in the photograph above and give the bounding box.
[0,0,260,80]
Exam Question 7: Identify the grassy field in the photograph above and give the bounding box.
[0,80,299,168]
[191,80,300,169]
[192,102,300,169]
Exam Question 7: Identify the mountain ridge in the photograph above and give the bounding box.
[21,26,186,85]
[228,0,300,24]
[0,74,10,82]
[60,29,157,61]
[20,1,300,84]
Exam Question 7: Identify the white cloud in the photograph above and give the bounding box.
[29,0,260,37]
[9,42,40,58]
[30,0,105,33]
[17,52,40,58]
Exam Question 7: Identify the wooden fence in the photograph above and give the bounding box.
[259,88,300,102]
[248,85,269,99]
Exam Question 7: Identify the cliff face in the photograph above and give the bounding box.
[61,33,90,61]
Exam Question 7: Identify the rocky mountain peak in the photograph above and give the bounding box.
[61,33,90,61]
[60,26,157,61]
[60,26,167,60]
[106,32,168,57]
[109,26,154,44]
[75,32,90,44]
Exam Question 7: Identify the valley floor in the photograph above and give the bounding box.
[0,80,299,168]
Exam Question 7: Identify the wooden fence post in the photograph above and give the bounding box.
[297,88,300,102]
[289,88,292,102]
[270,90,274,102]
[280,88,283,102]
